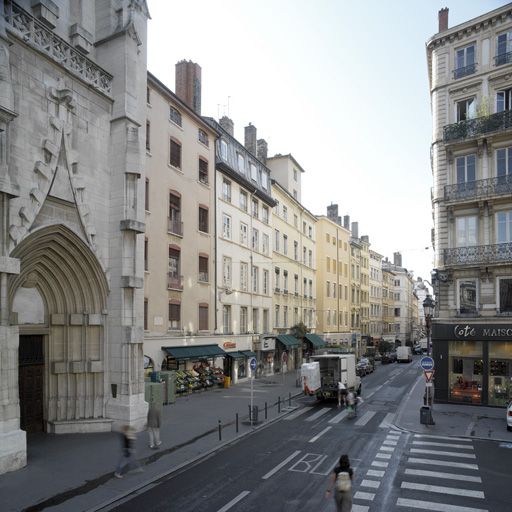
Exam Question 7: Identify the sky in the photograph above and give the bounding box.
[146,0,506,286]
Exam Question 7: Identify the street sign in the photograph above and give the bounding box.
[250,358,257,371]
[424,370,435,383]
[420,356,434,371]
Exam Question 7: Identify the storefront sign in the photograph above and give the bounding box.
[261,338,275,351]
[434,323,512,341]
[223,341,236,349]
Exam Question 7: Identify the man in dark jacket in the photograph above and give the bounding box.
[147,404,162,449]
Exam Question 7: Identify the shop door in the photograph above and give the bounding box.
[19,335,44,432]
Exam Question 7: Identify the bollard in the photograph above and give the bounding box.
[218,419,222,441]
[278,396,281,413]
[248,404,252,424]
[265,401,268,420]
[236,412,239,433]
[289,392,291,407]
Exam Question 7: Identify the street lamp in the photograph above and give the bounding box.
[422,294,435,356]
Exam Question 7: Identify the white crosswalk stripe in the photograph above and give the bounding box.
[379,412,396,428]
[305,407,330,422]
[283,406,313,421]
[354,410,376,426]
[412,440,474,450]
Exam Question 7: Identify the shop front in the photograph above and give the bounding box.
[275,335,301,372]
[303,333,327,359]
[258,337,275,376]
[432,323,512,407]
[222,340,257,384]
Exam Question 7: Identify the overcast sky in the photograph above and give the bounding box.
[146,0,505,285]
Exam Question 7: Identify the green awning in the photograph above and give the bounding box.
[162,344,226,361]
[241,350,256,358]
[226,351,245,359]
[305,333,327,348]
[276,335,300,348]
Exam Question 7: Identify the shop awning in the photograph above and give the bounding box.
[276,335,300,348]
[241,350,256,358]
[226,351,245,359]
[305,333,327,348]
[162,344,226,361]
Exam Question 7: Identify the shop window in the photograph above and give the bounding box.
[458,279,477,314]
[449,340,483,404]
[488,342,512,406]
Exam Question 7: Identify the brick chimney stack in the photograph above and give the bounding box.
[219,116,234,136]
[257,139,268,163]
[438,7,449,32]
[175,60,201,114]
[244,123,257,155]
[394,252,403,267]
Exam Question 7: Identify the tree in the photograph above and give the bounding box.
[290,322,309,339]
[379,340,392,354]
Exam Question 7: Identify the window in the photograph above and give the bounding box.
[146,87,151,104]
[199,255,209,282]
[252,228,259,251]
[294,274,299,294]
[496,211,512,243]
[497,87,512,113]
[199,158,208,184]
[262,233,269,255]
[199,304,209,331]
[253,308,259,333]
[303,246,307,264]
[309,279,313,298]
[252,198,259,218]
[394,308,401,317]
[222,179,231,202]
[294,214,298,228]
[168,247,181,288]
[169,139,182,169]
[240,262,249,291]
[456,154,476,190]
[263,309,269,332]
[144,299,148,330]
[145,121,150,151]
[496,31,512,66]
[275,230,280,252]
[283,306,288,327]
[275,305,280,327]
[222,256,232,287]
[240,222,248,245]
[458,279,477,313]
[456,97,476,122]
[283,271,288,292]
[169,106,182,126]
[222,214,232,239]
[496,147,512,180]
[238,153,245,173]
[333,282,336,298]
[240,307,248,334]
[499,278,512,312]
[223,305,232,333]
[294,241,298,260]
[251,266,259,293]
[198,128,209,147]
[303,221,307,234]
[293,169,298,181]
[308,249,312,267]
[326,234,330,243]
[144,238,148,271]
[326,257,330,272]
[262,205,269,224]
[283,206,288,221]
[293,190,297,200]
[263,269,269,295]
[275,268,280,291]
[283,234,288,255]
[294,307,298,325]
[326,281,330,297]
[145,179,149,211]
[220,139,228,160]
[261,171,268,190]
[169,302,180,330]
[250,162,257,181]
[456,216,477,246]
[309,226,312,238]
[240,190,248,211]
[199,206,209,233]
[454,44,475,79]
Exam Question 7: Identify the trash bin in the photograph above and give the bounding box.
[420,406,434,425]
[150,371,160,383]
[224,376,231,388]
[249,405,259,423]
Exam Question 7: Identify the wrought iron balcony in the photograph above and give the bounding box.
[444,242,512,266]
[198,272,209,283]
[444,175,512,202]
[168,218,183,236]
[453,63,477,80]
[168,274,183,290]
[495,51,512,66]
[443,109,512,143]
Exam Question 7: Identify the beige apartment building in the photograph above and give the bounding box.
[369,249,384,341]
[360,235,371,339]
[143,65,218,372]
[382,267,396,342]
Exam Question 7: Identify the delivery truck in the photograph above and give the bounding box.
[396,345,412,363]
[301,354,361,401]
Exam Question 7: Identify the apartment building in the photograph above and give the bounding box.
[360,235,371,338]
[143,65,218,372]
[382,267,396,342]
[427,5,512,406]
[369,249,384,341]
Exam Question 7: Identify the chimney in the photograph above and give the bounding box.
[175,60,202,114]
[438,7,449,32]
[219,116,234,136]
[351,222,359,239]
[393,252,402,267]
[361,235,369,243]
[327,203,338,221]
[257,139,268,163]
[244,123,257,155]
[343,215,350,230]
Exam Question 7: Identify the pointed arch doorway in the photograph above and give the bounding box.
[10,225,110,434]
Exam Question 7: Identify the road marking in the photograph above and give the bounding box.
[355,411,376,426]
[412,440,473,450]
[361,479,380,489]
[383,440,397,446]
[262,450,301,479]
[404,469,482,483]
[386,435,400,441]
[352,506,369,512]
[289,453,328,473]
[414,434,472,442]
[379,446,394,452]
[309,426,332,443]
[376,453,391,459]
[407,457,478,470]
[328,409,349,424]
[401,482,485,498]
[396,498,488,512]
[410,448,476,459]
[284,407,313,421]
[354,491,375,501]
[216,491,251,512]
[367,469,385,477]
[371,460,388,468]
[305,408,331,422]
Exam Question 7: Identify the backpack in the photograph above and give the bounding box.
[335,471,351,492]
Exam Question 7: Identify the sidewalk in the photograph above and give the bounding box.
[394,371,511,442]
[0,372,303,512]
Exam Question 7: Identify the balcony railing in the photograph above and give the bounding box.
[444,109,512,143]
[198,272,209,283]
[445,175,512,202]
[168,321,181,331]
[453,63,477,79]
[444,242,512,266]
[168,218,183,236]
[495,51,512,66]
[168,274,183,290]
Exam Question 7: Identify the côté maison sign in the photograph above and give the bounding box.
[432,323,512,341]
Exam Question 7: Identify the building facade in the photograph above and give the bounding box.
[369,249,384,341]
[0,0,150,474]
[427,5,512,406]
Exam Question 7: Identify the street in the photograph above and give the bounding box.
[96,359,512,512]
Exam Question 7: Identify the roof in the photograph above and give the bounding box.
[161,344,226,360]
[304,333,326,348]
[267,153,306,173]
[276,335,300,348]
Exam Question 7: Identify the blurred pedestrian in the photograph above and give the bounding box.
[147,404,162,449]
[326,453,353,511]
[115,425,143,478]
[337,380,346,408]
[346,390,356,418]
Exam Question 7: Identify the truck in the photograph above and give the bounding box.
[396,346,412,363]
[420,339,428,353]
[301,354,361,401]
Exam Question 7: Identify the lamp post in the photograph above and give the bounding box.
[422,294,435,356]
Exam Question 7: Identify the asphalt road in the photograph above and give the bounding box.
[106,359,512,512]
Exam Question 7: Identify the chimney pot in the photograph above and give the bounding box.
[438,7,449,32]
[175,60,202,114]
[257,139,268,163]
[244,123,257,155]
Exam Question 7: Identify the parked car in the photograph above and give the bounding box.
[381,351,397,364]
[374,352,382,362]
[357,358,374,376]
[507,401,512,432]
[413,344,423,355]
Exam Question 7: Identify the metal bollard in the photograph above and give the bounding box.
[265,401,268,420]
[236,412,239,433]
[218,419,222,441]
[289,392,292,406]
[278,396,281,413]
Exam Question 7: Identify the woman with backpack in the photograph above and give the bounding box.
[325,453,353,511]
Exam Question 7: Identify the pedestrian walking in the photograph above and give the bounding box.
[337,380,346,408]
[326,453,353,512]
[114,425,143,478]
[147,404,162,449]
[346,390,356,418]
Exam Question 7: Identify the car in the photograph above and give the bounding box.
[356,360,370,376]
[381,351,397,364]
[374,352,382,362]
[413,344,422,355]
[507,401,512,432]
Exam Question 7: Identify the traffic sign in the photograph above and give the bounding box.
[250,358,257,371]
[424,370,435,383]
[420,356,434,371]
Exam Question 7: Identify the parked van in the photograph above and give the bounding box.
[396,346,412,363]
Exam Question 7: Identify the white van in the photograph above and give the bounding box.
[396,346,412,363]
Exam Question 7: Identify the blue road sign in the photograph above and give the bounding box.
[250,358,257,371]
[420,356,434,371]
